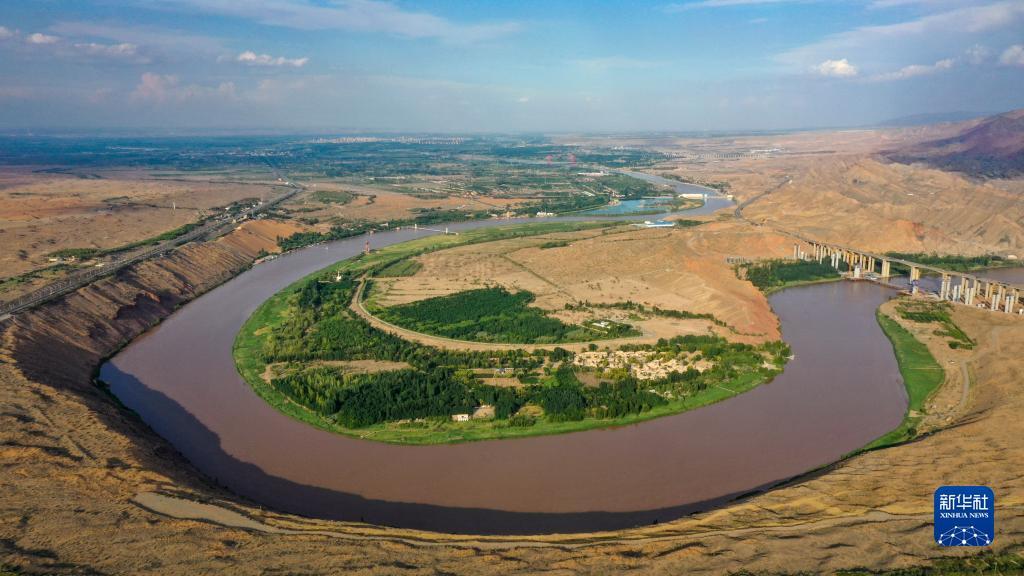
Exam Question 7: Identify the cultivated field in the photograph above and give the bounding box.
[278,181,525,225]
[376,221,793,343]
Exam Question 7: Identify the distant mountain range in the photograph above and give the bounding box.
[884,109,1024,178]
[876,111,992,127]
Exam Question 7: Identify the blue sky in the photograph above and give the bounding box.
[0,0,1022,132]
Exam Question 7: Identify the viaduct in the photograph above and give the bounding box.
[788,236,1024,315]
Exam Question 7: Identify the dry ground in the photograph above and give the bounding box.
[281,180,526,227]
[374,221,791,344]
[0,167,284,280]
[218,219,304,255]
[741,157,1024,256]
[3,286,1022,574]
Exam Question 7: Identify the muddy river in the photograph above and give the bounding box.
[100,177,1003,535]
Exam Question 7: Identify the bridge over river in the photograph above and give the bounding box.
[786,233,1024,314]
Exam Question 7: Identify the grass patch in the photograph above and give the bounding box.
[373,258,422,277]
[863,310,945,450]
[0,263,74,294]
[896,301,975,350]
[312,189,356,205]
[736,259,841,293]
[538,240,570,249]
[374,287,638,343]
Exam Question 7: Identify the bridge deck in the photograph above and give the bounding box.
[784,230,1024,291]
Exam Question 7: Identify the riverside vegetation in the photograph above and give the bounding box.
[234,222,792,444]
[736,259,841,292]
[738,260,946,452]
[866,308,946,449]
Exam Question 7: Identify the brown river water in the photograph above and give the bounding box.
[100,179,1024,534]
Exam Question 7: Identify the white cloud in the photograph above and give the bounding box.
[157,0,520,44]
[517,96,530,103]
[130,72,236,103]
[131,72,177,102]
[1000,44,1024,66]
[50,22,226,57]
[965,44,991,64]
[869,58,954,81]
[813,58,858,77]
[75,42,141,59]
[0,26,14,40]
[237,50,309,67]
[779,2,1024,69]
[26,32,59,45]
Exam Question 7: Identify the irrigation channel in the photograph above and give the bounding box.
[99,174,1006,534]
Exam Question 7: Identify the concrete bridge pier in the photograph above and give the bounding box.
[781,237,1021,316]
[909,266,921,293]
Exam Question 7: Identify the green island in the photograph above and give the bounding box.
[234,222,791,444]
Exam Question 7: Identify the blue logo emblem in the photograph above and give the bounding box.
[934,486,994,546]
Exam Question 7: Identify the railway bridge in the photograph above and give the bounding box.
[787,235,1023,315]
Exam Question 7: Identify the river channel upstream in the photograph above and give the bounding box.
[101,174,936,534]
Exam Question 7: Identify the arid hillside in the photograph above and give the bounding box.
[740,157,1024,256]
[885,109,1024,177]
[2,219,291,389]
